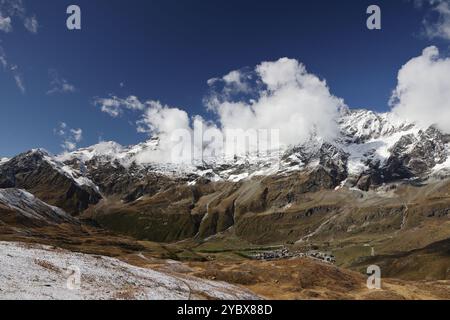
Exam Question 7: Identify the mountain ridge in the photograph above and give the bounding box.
[4,107,446,192]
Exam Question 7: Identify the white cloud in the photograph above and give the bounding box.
[0,0,26,17]
[70,128,83,142]
[95,96,195,163]
[207,57,344,147]
[23,15,37,33]
[256,58,302,90]
[390,46,450,133]
[54,122,83,151]
[62,141,76,151]
[47,70,76,95]
[55,122,67,136]
[96,58,345,164]
[0,48,22,93]
[0,0,38,34]
[0,1,37,94]
[94,97,122,117]
[0,46,7,68]
[135,101,196,164]
[207,69,253,100]
[415,0,450,40]
[0,14,12,32]
[136,100,190,135]
[222,70,251,92]
[93,95,145,117]
[10,64,25,94]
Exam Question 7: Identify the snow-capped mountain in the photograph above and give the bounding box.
[1,108,449,210]
[1,108,450,245]
[43,107,450,191]
[338,108,414,144]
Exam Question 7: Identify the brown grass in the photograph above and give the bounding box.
[33,259,61,273]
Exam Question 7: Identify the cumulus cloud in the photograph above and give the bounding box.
[206,57,345,147]
[47,69,77,95]
[54,122,83,151]
[390,46,450,132]
[136,101,199,163]
[136,100,190,135]
[95,96,200,163]
[207,69,252,95]
[96,58,345,164]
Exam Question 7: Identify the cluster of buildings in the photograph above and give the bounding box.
[252,248,336,264]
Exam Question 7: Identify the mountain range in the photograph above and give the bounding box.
[1,107,450,299]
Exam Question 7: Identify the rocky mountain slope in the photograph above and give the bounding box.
[0,150,101,215]
[0,188,77,227]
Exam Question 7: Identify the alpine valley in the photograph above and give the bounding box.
[1,107,450,300]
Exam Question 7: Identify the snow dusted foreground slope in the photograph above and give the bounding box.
[0,242,260,300]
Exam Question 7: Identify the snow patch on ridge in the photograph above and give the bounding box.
[432,145,450,175]
[341,127,421,176]
[26,149,100,191]
[0,189,75,223]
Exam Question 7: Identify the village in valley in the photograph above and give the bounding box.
[252,248,336,264]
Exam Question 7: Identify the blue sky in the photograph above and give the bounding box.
[0,0,449,157]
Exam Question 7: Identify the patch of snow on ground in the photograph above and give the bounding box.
[0,242,260,300]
